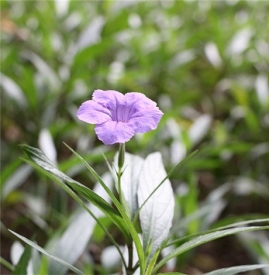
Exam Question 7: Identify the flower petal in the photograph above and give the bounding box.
[125,92,158,111]
[95,121,135,145]
[128,109,163,133]
[124,93,163,131]
[124,93,163,132]
[92,89,125,110]
[77,100,111,124]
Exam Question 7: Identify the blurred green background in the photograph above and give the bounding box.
[1,0,269,274]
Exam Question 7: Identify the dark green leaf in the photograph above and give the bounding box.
[12,245,31,275]
[21,145,120,219]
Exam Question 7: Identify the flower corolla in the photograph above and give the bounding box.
[77,89,163,145]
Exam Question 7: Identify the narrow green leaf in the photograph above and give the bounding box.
[0,257,14,272]
[168,218,269,247]
[153,226,269,273]
[9,230,85,275]
[183,173,199,235]
[204,264,269,275]
[38,256,48,275]
[21,145,129,269]
[20,145,124,227]
[13,245,32,275]
[213,217,269,230]
[22,159,127,270]
[145,250,160,275]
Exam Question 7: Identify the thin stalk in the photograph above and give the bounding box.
[0,257,14,272]
[127,241,133,274]
[117,143,125,206]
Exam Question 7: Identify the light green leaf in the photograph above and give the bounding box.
[204,264,269,275]
[0,257,14,272]
[38,256,48,275]
[145,250,160,275]
[153,226,269,273]
[9,230,85,275]
[168,218,269,247]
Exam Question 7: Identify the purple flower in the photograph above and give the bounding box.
[77,89,163,145]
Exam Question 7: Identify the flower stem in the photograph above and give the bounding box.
[127,241,133,274]
[117,143,125,209]
[118,143,125,171]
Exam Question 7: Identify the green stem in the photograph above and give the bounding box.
[127,241,133,274]
[117,143,125,206]
[118,143,125,171]
[0,257,14,272]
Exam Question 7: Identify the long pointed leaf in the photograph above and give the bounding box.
[21,145,117,214]
[153,226,269,273]
[167,218,269,247]
[204,264,269,275]
[21,145,126,234]
[22,158,127,270]
[9,230,85,275]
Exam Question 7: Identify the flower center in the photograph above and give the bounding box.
[113,105,130,122]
